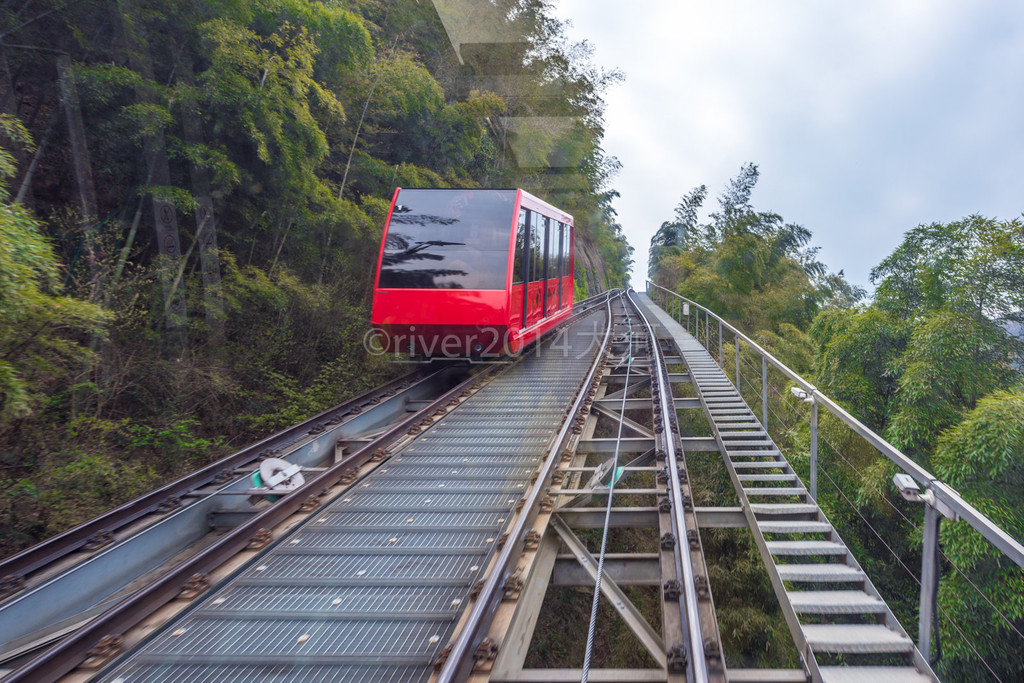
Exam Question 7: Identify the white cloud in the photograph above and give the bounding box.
[554,0,1024,289]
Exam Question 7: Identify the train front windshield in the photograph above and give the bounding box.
[378,189,517,289]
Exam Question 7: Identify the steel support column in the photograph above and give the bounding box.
[735,336,740,391]
[762,356,768,429]
[810,398,818,501]
[919,503,939,658]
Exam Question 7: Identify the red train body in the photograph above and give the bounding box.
[371,188,574,357]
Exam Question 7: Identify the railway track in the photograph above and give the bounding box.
[0,362,478,668]
[1,293,617,681]
[3,289,950,682]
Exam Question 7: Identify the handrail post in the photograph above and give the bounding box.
[809,397,818,501]
[761,356,768,428]
[919,503,939,658]
[718,321,723,368]
[735,335,740,391]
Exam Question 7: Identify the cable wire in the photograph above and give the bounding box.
[581,315,633,682]
[820,466,1005,681]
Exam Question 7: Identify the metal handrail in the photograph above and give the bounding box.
[646,280,1024,572]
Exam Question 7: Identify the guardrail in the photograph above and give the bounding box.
[646,280,1024,659]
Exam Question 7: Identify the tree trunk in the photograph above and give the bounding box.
[56,54,100,296]
[179,58,224,348]
[116,2,187,349]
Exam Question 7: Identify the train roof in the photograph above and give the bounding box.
[391,187,573,225]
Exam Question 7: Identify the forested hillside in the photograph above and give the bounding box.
[0,0,632,555]
[651,165,1024,680]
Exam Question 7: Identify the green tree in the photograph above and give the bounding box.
[811,307,909,432]
[886,308,1019,459]
[650,164,861,336]
[807,216,1024,680]
[0,116,106,423]
[835,217,1024,458]
[932,384,1024,681]
[872,215,1024,325]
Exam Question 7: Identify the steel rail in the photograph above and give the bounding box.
[0,365,441,584]
[581,311,633,682]
[628,289,709,682]
[436,292,619,682]
[4,362,506,683]
[647,280,1024,572]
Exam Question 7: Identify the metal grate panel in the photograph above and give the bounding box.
[101,310,607,681]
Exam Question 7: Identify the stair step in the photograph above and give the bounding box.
[789,590,887,614]
[739,474,797,482]
[750,504,819,515]
[732,461,786,469]
[803,624,914,654]
[731,450,782,457]
[721,431,767,438]
[753,501,815,511]
[767,541,846,556]
[819,666,932,682]
[745,487,805,496]
[758,521,831,533]
[776,564,865,582]
[729,441,777,447]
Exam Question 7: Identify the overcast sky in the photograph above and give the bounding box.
[551,0,1024,291]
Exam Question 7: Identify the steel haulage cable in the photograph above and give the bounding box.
[581,316,633,682]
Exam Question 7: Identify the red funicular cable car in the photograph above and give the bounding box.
[371,188,574,357]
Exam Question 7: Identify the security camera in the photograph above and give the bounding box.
[892,473,922,502]
[790,386,813,403]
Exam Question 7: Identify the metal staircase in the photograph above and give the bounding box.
[637,293,937,683]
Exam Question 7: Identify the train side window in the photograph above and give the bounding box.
[530,213,543,283]
[564,224,572,277]
[542,216,551,281]
[513,209,527,285]
[561,224,569,278]
[556,221,565,307]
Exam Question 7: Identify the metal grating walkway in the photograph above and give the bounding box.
[101,312,606,683]
[635,292,936,683]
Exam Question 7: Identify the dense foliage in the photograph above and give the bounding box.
[652,169,1024,677]
[650,164,862,369]
[0,0,631,554]
[813,215,1024,679]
